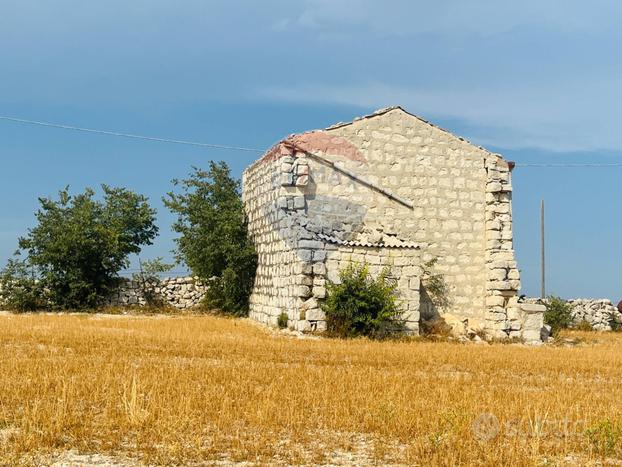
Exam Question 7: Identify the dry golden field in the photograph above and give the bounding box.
[0,313,621,466]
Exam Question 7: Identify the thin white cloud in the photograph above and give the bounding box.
[279,0,620,37]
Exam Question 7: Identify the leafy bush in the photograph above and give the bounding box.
[164,163,257,316]
[322,263,403,338]
[13,186,158,310]
[277,312,288,329]
[544,296,573,336]
[0,257,46,311]
[421,258,450,309]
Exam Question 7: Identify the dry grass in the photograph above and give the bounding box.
[0,313,621,466]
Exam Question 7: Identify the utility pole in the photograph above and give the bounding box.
[540,199,545,299]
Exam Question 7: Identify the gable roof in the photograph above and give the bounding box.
[325,106,502,159]
[246,106,508,173]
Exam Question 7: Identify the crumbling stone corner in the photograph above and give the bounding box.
[484,156,545,342]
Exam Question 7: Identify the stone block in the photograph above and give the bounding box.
[489,268,507,282]
[486,295,506,307]
[276,197,288,209]
[306,308,324,321]
[299,240,324,250]
[486,181,503,193]
[313,263,327,275]
[312,279,326,292]
[313,250,327,261]
[487,281,511,291]
[297,285,311,298]
[520,303,546,313]
[296,163,309,175]
[298,249,313,263]
[295,175,309,186]
[408,277,420,290]
[303,297,318,310]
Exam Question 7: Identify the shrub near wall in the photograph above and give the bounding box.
[322,263,403,338]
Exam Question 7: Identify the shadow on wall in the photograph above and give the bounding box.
[305,195,367,241]
[272,166,369,251]
[304,162,368,239]
[420,287,441,322]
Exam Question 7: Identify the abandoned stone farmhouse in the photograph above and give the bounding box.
[242,107,544,342]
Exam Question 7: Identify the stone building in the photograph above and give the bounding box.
[243,107,544,342]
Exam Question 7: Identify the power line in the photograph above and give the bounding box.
[2,114,622,167]
[0,115,265,153]
[516,162,622,168]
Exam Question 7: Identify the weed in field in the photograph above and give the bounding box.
[585,419,622,457]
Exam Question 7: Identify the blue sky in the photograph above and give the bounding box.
[1,0,621,299]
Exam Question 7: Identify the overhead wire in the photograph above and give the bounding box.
[0,115,265,153]
[2,114,622,167]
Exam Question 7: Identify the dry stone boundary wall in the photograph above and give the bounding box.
[107,276,208,309]
[526,297,622,331]
[568,299,622,330]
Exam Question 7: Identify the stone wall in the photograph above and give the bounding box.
[243,107,540,340]
[484,158,523,338]
[107,276,208,309]
[567,299,622,331]
[301,108,490,325]
[525,298,622,331]
[243,152,304,329]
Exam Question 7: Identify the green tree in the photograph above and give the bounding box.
[164,162,257,315]
[16,186,158,310]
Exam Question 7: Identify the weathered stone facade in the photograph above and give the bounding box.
[107,276,208,309]
[243,107,544,341]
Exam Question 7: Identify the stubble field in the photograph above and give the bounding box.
[0,313,621,466]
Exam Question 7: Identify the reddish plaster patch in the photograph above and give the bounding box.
[260,142,294,164]
[287,131,366,163]
[258,131,366,165]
